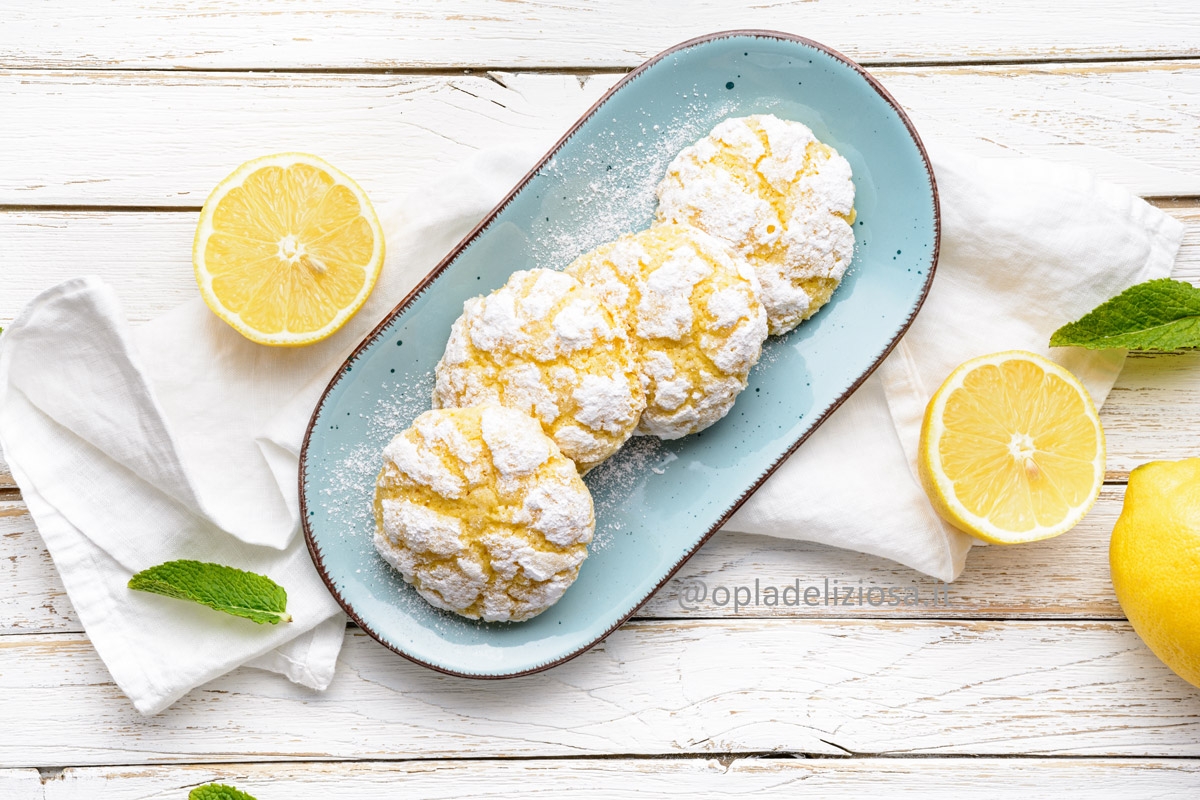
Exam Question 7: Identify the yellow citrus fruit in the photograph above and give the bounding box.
[918,350,1105,544]
[193,153,384,346]
[1110,458,1200,688]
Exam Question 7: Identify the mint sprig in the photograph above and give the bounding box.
[129,560,291,625]
[190,784,259,800]
[1050,278,1200,351]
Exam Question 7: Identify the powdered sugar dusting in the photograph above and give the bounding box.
[573,372,643,434]
[316,368,437,619]
[634,245,711,341]
[480,405,551,479]
[584,435,678,552]
[433,268,645,471]
[382,433,464,500]
[529,96,739,271]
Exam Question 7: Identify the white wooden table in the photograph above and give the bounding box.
[3,3,1200,797]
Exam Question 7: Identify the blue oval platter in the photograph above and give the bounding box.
[299,30,939,677]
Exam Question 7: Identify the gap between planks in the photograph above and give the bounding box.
[8,757,1200,800]
[9,52,1200,75]
[3,197,1200,215]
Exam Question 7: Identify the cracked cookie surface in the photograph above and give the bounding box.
[656,114,856,335]
[373,405,594,622]
[567,223,768,439]
[433,268,645,472]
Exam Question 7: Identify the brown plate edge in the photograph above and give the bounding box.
[298,28,941,680]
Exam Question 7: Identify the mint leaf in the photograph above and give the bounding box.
[189,784,258,800]
[128,560,291,624]
[1050,278,1200,351]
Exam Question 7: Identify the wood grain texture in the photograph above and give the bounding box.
[25,758,1200,799]
[3,1,1199,70]
[0,449,11,489]
[0,487,1125,636]
[0,771,41,800]
[0,501,75,634]
[3,62,1200,208]
[2,621,1198,766]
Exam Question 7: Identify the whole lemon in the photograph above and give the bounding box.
[1110,458,1200,688]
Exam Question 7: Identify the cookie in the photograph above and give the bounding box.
[656,114,855,335]
[567,223,768,439]
[373,405,594,622]
[433,268,645,472]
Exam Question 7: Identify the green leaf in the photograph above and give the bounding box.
[189,784,259,800]
[128,559,291,625]
[1050,278,1200,351]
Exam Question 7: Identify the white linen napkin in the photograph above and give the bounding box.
[0,145,1181,714]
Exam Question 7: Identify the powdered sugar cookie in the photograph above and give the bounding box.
[566,223,768,439]
[656,114,856,335]
[373,405,594,622]
[432,268,645,472]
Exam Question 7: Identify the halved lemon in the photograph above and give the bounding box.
[193,153,384,346]
[918,351,1105,544]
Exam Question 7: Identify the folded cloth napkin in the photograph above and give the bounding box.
[0,144,1181,714]
[726,146,1183,577]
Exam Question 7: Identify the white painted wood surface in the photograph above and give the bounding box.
[3,62,1200,208]
[3,622,1199,765]
[21,759,1200,799]
[4,2,1200,795]
[3,1,1199,70]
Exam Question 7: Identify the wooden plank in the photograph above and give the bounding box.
[0,70,610,208]
[3,62,1200,208]
[0,448,12,490]
[0,212,199,328]
[3,1,1199,71]
[0,502,76,635]
[32,758,1200,799]
[1104,352,1200,481]
[2,621,1197,766]
[0,486,1126,636]
[0,770,40,800]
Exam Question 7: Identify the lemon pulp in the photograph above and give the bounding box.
[193,153,384,346]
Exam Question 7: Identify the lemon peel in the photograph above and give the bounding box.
[1110,458,1200,689]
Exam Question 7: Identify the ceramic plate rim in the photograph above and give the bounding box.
[298,28,941,679]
